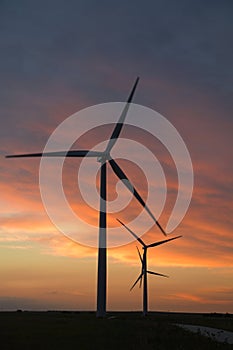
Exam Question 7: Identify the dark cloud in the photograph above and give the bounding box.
[0,0,232,166]
[1,0,233,96]
[0,296,46,310]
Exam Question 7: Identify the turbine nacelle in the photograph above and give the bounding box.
[97,152,113,163]
[130,248,169,292]
[97,153,107,163]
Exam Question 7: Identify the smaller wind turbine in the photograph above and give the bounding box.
[117,219,182,316]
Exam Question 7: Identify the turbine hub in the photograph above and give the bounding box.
[97,152,110,163]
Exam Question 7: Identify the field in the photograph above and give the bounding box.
[0,311,232,349]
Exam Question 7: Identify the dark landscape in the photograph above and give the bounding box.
[1,311,232,349]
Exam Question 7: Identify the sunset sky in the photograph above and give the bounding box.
[0,0,232,313]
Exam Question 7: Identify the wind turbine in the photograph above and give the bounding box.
[117,219,181,316]
[6,77,167,318]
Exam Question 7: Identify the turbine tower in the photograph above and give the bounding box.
[117,219,181,316]
[6,78,166,318]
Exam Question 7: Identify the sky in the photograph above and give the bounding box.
[0,0,233,313]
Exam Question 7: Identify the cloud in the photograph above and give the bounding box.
[165,286,233,306]
[0,296,50,311]
[1,145,232,267]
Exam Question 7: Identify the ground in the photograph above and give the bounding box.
[0,311,232,349]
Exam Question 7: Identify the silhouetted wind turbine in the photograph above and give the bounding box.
[6,77,167,318]
[117,219,181,316]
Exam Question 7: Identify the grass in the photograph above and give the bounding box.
[0,311,232,349]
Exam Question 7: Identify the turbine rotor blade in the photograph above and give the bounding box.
[111,159,166,236]
[116,218,145,247]
[147,235,182,248]
[130,273,143,291]
[147,270,169,278]
[136,246,143,263]
[139,274,143,288]
[6,150,104,158]
[105,77,139,154]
